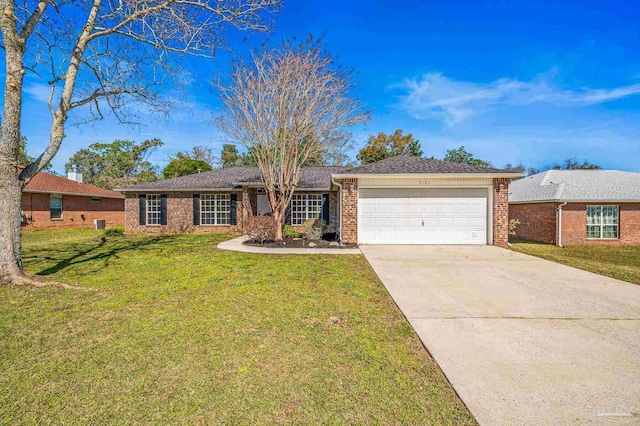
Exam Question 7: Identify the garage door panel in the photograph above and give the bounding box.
[358,188,488,245]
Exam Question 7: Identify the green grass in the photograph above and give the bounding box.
[510,238,640,285]
[0,229,474,425]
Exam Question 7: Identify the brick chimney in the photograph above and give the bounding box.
[67,165,83,183]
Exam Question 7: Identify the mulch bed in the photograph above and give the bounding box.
[243,238,358,249]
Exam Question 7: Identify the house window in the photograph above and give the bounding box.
[201,194,231,225]
[146,194,162,225]
[92,197,101,203]
[587,205,618,239]
[291,194,323,225]
[50,195,62,219]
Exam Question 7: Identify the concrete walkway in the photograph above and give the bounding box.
[361,245,640,426]
[218,235,361,255]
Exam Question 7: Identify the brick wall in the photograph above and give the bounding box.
[562,203,640,246]
[125,192,243,234]
[492,178,510,247]
[125,189,340,235]
[22,192,124,230]
[341,178,358,244]
[509,203,557,244]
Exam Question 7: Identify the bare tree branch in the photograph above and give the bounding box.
[216,37,370,240]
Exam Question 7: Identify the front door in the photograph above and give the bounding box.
[257,193,271,216]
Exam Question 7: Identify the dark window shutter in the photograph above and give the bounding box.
[139,194,147,225]
[322,193,330,224]
[193,194,200,225]
[160,194,168,225]
[285,202,292,225]
[229,194,237,225]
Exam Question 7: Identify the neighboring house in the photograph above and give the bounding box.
[509,170,640,246]
[119,155,523,246]
[22,169,125,230]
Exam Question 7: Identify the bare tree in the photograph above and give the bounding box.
[0,0,280,285]
[216,37,370,240]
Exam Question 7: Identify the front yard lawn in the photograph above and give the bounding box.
[0,229,475,424]
[510,239,640,285]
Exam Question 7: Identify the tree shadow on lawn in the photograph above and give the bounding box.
[23,235,176,276]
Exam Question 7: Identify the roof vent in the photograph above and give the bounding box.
[67,165,83,183]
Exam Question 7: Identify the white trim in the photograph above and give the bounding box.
[488,186,494,245]
[586,205,619,240]
[24,189,123,199]
[200,193,231,226]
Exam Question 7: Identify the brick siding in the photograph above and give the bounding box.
[125,189,339,235]
[509,202,640,246]
[22,192,124,230]
[562,203,640,246]
[492,178,510,247]
[509,203,557,244]
[340,178,358,244]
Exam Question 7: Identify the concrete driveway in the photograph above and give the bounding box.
[361,245,640,426]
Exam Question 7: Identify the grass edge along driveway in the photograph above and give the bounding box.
[510,238,640,285]
[0,229,475,425]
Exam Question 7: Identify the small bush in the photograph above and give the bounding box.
[302,219,326,241]
[103,227,124,237]
[509,218,520,236]
[247,217,277,244]
[283,225,299,239]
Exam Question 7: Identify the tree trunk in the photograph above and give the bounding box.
[272,208,284,241]
[0,161,25,283]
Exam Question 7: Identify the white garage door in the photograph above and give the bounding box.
[358,188,488,244]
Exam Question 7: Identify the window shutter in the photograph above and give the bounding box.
[322,193,330,224]
[285,203,292,225]
[193,194,200,225]
[230,194,237,225]
[160,194,168,225]
[139,194,147,225]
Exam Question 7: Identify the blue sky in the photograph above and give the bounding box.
[19,0,640,173]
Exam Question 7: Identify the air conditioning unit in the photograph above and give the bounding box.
[94,219,106,230]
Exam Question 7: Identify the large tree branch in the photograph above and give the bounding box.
[19,1,50,40]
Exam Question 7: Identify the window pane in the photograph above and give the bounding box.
[586,206,601,225]
[586,225,601,239]
[201,194,230,225]
[147,194,161,225]
[603,225,618,239]
[50,195,63,219]
[602,206,618,225]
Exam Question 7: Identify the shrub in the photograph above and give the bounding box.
[509,218,520,236]
[247,217,277,244]
[283,225,299,239]
[302,219,326,241]
[103,227,124,237]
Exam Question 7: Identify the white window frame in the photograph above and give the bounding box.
[586,205,619,239]
[146,194,162,226]
[50,194,63,219]
[291,194,323,226]
[201,194,231,226]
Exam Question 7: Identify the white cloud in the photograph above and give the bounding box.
[24,82,52,103]
[398,72,640,126]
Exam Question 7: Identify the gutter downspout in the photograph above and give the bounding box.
[557,202,568,247]
[331,176,343,243]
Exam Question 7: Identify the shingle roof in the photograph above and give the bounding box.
[24,170,124,199]
[119,166,348,191]
[509,170,640,203]
[339,154,516,174]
